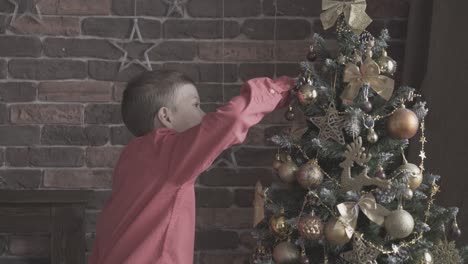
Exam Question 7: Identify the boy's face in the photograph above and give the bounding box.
[157,83,206,132]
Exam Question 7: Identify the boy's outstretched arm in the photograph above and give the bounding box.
[159,76,295,184]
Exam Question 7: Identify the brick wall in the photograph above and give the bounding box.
[0,0,410,263]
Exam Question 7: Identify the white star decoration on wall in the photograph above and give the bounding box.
[207,146,241,173]
[109,18,157,72]
[8,0,43,26]
[162,0,188,17]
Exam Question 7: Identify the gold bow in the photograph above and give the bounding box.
[341,58,395,103]
[337,193,390,238]
[320,0,372,34]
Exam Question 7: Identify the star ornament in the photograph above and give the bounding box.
[310,102,346,145]
[162,0,188,17]
[109,18,157,72]
[8,0,43,26]
[340,234,380,264]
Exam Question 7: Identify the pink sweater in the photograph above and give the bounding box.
[88,76,295,264]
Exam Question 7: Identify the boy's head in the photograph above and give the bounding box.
[122,70,206,137]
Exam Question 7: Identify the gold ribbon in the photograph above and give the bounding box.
[320,0,372,34]
[337,193,390,238]
[341,58,395,103]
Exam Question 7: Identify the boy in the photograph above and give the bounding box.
[88,70,295,263]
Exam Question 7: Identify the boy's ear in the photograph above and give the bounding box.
[156,107,173,129]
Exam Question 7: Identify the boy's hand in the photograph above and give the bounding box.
[273,76,295,109]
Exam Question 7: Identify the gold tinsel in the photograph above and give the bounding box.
[431,240,462,264]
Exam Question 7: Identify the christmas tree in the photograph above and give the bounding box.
[251,1,468,263]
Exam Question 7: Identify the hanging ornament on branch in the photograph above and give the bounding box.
[298,212,324,240]
[277,155,299,184]
[325,217,355,245]
[320,0,373,34]
[363,116,378,144]
[272,241,300,264]
[342,58,395,104]
[297,79,319,105]
[384,205,415,239]
[377,49,397,76]
[387,104,420,140]
[269,208,291,239]
[398,152,423,190]
[296,159,324,189]
[310,102,346,145]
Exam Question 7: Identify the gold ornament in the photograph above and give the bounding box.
[296,159,324,189]
[297,82,318,105]
[310,102,346,145]
[277,155,298,183]
[337,54,347,65]
[432,239,462,264]
[339,137,391,192]
[421,250,433,264]
[337,193,390,237]
[324,217,354,245]
[384,207,415,239]
[270,209,290,238]
[403,186,414,200]
[387,106,420,139]
[341,58,395,104]
[377,49,397,75]
[284,105,295,121]
[320,0,372,34]
[298,213,324,240]
[253,181,265,227]
[273,153,282,170]
[366,127,378,143]
[272,241,300,264]
[398,154,423,190]
[340,233,380,264]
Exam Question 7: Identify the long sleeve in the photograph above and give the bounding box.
[158,76,295,185]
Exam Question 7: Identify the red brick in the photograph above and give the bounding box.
[0,60,6,79]
[199,42,274,62]
[0,126,40,146]
[44,38,121,59]
[85,104,122,124]
[82,18,161,39]
[10,16,80,36]
[163,20,240,39]
[276,40,313,61]
[198,63,238,83]
[0,148,4,166]
[113,82,126,102]
[40,0,111,15]
[6,147,84,167]
[0,104,6,124]
[242,19,311,40]
[41,125,109,146]
[112,0,167,16]
[199,252,250,264]
[276,62,301,77]
[188,0,260,17]
[9,59,87,80]
[387,20,408,40]
[195,188,234,208]
[43,169,112,188]
[263,0,322,16]
[0,169,42,189]
[39,81,113,102]
[86,146,123,168]
[239,231,256,250]
[195,230,239,250]
[196,208,253,229]
[234,188,254,207]
[86,190,112,209]
[10,104,83,124]
[234,147,276,167]
[0,82,37,102]
[367,0,410,18]
[147,41,197,61]
[239,63,275,81]
[110,125,135,145]
[88,60,157,82]
[0,36,42,57]
[9,235,49,256]
[260,108,295,124]
[199,168,274,186]
[196,83,224,103]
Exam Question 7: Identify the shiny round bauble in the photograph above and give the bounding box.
[284,106,295,121]
[403,187,414,200]
[451,221,462,239]
[269,211,290,238]
[273,154,283,170]
[422,250,434,264]
[398,162,423,190]
[367,128,379,144]
[306,45,317,62]
[384,208,415,239]
[272,242,300,264]
[277,156,298,184]
[387,107,420,139]
[297,84,318,105]
[324,218,352,245]
[377,50,397,75]
[296,160,323,189]
[375,166,386,179]
[298,214,324,240]
[360,100,373,113]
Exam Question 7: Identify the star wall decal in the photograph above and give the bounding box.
[207,146,241,173]
[8,0,43,26]
[109,18,157,72]
[162,0,188,17]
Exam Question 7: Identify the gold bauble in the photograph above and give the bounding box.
[387,107,419,139]
[298,213,324,240]
[272,241,300,264]
[284,105,295,121]
[324,218,351,245]
[270,210,290,238]
[296,160,323,189]
[297,83,318,105]
[399,162,423,190]
[277,156,298,183]
[273,153,282,170]
[384,208,414,239]
[366,128,379,143]
[377,50,397,75]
